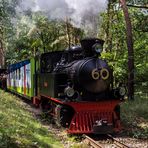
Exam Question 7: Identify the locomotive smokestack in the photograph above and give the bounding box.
[80,38,104,56]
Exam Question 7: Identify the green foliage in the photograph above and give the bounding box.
[0,0,19,37]
[99,5,128,84]
[132,9,148,82]
[1,0,147,85]
[4,12,84,64]
[121,91,148,139]
[0,89,63,147]
[99,1,148,85]
[0,0,20,66]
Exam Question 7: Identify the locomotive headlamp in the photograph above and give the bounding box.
[119,86,126,96]
[64,86,75,97]
[92,43,103,54]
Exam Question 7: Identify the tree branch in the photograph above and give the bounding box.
[127,4,148,9]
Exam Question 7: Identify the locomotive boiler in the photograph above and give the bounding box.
[53,38,112,101]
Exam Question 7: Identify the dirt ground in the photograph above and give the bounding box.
[24,99,148,148]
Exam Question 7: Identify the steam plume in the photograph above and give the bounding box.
[17,0,108,36]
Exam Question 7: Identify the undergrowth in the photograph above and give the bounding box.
[121,90,148,139]
[0,86,147,147]
[0,89,63,148]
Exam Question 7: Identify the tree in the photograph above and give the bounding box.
[120,0,134,100]
[0,0,19,67]
[99,0,147,98]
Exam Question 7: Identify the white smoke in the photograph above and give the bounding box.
[65,0,107,24]
[17,0,108,36]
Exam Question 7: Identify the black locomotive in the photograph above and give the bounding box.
[35,38,125,134]
[40,38,113,100]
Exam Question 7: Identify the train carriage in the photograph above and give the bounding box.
[7,59,39,99]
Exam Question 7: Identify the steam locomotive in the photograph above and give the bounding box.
[6,38,126,134]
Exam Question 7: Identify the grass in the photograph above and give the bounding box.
[0,89,63,148]
[121,90,148,139]
[0,86,147,147]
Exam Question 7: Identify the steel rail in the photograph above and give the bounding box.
[84,134,130,148]
[107,134,129,148]
[84,135,103,148]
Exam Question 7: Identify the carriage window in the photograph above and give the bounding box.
[19,68,21,80]
[41,57,52,73]
[41,51,63,73]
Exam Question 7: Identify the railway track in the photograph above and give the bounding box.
[83,134,130,148]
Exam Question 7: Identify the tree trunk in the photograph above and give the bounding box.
[0,40,5,68]
[65,18,71,49]
[120,0,134,100]
[106,0,113,52]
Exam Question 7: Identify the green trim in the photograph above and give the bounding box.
[7,86,32,98]
[31,58,35,97]
[30,57,40,97]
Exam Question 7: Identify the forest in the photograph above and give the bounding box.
[0,0,148,147]
[0,0,147,99]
